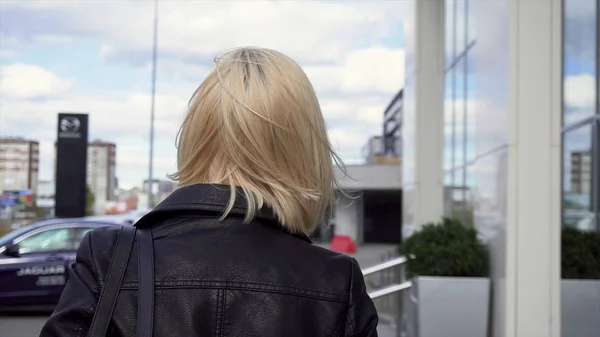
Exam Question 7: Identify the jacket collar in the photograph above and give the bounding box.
[135,183,312,243]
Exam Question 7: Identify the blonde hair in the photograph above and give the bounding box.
[169,47,343,234]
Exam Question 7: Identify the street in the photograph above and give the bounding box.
[0,315,47,337]
[0,315,397,337]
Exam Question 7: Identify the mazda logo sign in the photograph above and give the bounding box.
[60,117,81,133]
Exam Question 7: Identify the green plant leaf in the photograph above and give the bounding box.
[400,217,489,277]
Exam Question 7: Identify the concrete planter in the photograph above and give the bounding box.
[561,279,600,337]
[408,276,490,337]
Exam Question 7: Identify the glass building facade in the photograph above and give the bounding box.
[383,89,403,157]
[442,0,476,226]
[403,0,599,335]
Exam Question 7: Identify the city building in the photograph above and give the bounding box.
[383,89,403,157]
[36,180,55,218]
[569,150,592,194]
[403,0,599,336]
[332,163,402,244]
[329,91,405,245]
[362,136,402,164]
[0,137,39,195]
[87,141,117,215]
[139,179,178,209]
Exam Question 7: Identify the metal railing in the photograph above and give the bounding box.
[362,256,408,277]
[369,281,413,299]
[362,255,412,298]
[361,255,412,337]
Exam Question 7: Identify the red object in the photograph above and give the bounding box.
[329,235,357,254]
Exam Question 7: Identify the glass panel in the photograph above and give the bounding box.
[404,0,416,75]
[402,0,416,186]
[453,167,465,189]
[562,124,596,231]
[446,168,472,227]
[561,122,599,337]
[455,58,467,167]
[444,67,456,171]
[463,165,474,228]
[563,0,597,126]
[18,228,72,254]
[456,0,467,54]
[466,49,476,162]
[467,0,476,44]
[443,171,454,217]
[475,0,508,155]
[445,0,456,67]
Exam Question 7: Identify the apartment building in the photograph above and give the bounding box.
[0,137,39,195]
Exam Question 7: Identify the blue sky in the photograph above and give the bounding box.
[0,1,406,189]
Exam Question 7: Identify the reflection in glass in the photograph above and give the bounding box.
[445,0,455,67]
[404,0,416,75]
[473,148,508,242]
[474,0,508,155]
[466,50,476,162]
[455,58,467,167]
[562,124,596,231]
[444,67,456,171]
[19,229,71,254]
[455,0,467,55]
[402,0,416,186]
[467,0,475,44]
[403,74,416,186]
[445,168,472,226]
[561,121,599,337]
[563,0,597,126]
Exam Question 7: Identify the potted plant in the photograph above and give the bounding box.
[561,227,600,337]
[399,217,490,337]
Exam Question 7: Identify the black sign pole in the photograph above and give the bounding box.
[55,113,89,218]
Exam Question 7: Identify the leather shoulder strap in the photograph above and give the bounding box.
[136,227,155,337]
[88,226,136,337]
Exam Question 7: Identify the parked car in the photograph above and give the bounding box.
[0,218,124,312]
[85,209,149,225]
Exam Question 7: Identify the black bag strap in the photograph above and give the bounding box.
[136,227,155,337]
[88,226,136,337]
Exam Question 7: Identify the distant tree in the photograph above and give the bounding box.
[86,185,95,216]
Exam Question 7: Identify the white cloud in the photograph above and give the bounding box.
[155,46,405,97]
[564,74,596,110]
[0,1,405,186]
[0,63,73,99]
[305,47,405,94]
[0,62,393,186]
[3,1,403,64]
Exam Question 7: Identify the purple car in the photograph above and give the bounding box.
[0,219,123,312]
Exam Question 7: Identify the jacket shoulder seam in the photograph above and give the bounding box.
[122,279,348,302]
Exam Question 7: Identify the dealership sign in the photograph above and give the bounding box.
[1,190,34,207]
[58,116,83,139]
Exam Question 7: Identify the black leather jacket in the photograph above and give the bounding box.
[41,184,379,336]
